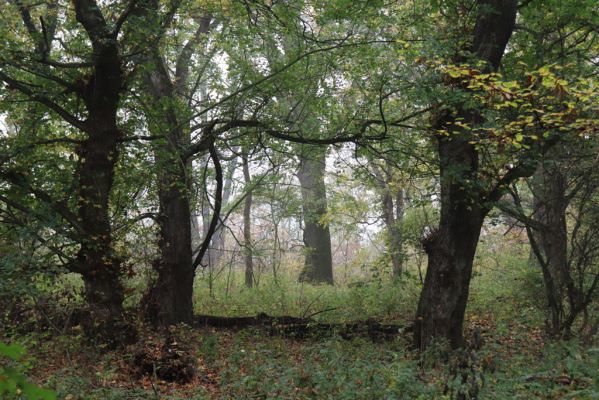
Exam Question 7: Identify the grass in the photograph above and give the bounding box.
[193,269,420,323]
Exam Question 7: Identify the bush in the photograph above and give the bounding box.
[0,342,56,400]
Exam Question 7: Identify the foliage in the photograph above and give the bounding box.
[0,0,598,397]
[3,236,599,399]
[193,269,419,323]
[0,342,55,400]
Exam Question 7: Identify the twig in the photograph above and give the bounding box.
[151,362,160,399]
[305,307,338,320]
[301,293,323,319]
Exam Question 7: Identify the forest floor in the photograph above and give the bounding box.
[21,315,587,400]
[3,239,599,399]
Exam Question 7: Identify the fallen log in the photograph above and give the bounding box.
[194,312,308,328]
[193,313,412,340]
[522,374,573,385]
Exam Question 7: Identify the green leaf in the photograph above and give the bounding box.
[0,343,25,361]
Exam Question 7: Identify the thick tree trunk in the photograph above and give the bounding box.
[71,1,132,344]
[141,58,194,325]
[413,0,517,349]
[80,255,130,345]
[414,133,487,349]
[77,120,129,343]
[297,147,333,284]
[148,165,194,325]
[525,144,599,337]
[130,8,213,325]
[242,153,254,288]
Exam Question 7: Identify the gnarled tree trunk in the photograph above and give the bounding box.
[71,0,132,345]
[414,0,517,350]
[414,131,487,349]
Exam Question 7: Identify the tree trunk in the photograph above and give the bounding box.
[414,132,487,349]
[413,0,517,350]
[527,179,543,269]
[210,155,238,267]
[531,158,569,336]
[297,147,334,284]
[77,119,129,343]
[382,189,405,279]
[200,157,216,267]
[148,162,194,325]
[242,153,254,288]
[80,256,130,345]
[373,162,405,279]
[138,12,213,326]
[141,60,194,325]
[71,0,132,345]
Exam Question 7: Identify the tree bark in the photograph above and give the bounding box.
[297,147,334,284]
[70,0,132,345]
[139,53,194,325]
[530,156,570,336]
[376,162,405,279]
[77,112,129,343]
[525,195,568,337]
[516,152,594,338]
[242,152,254,288]
[414,0,517,350]
[414,130,487,349]
[151,156,194,325]
[200,155,238,267]
[139,11,213,326]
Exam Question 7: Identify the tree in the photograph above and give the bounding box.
[0,0,140,344]
[199,154,239,269]
[412,0,597,349]
[242,147,254,288]
[502,0,599,338]
[132,0,216,326]
[506,138,599,338]
[414,0,519,349]
[297,146,334,284]
[371,160,406,279]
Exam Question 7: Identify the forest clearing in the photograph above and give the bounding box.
[0,0,598,398]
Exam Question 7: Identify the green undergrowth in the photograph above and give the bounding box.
[3,235,599,399]
[193,270,421,323]
[10,325,599,399]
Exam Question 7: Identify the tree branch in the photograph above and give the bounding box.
[0,71,87,131]
[192,141,223,271]
[113,0,138,37]
[0,169,85,235]
[175,15,213,86]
